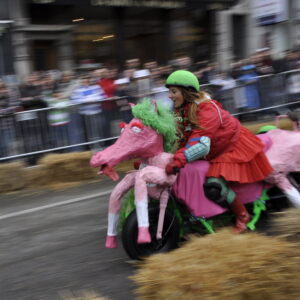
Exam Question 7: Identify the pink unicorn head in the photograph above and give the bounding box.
[90,118,164,180]
[90,99,177,181]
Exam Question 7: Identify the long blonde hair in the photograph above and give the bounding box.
[178,87,211,129]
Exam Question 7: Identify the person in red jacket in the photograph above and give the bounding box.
[98,68,117,145]
[165,70,273,233]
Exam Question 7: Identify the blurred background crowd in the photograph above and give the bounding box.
[1,0,300,165]
[1,49,300,165]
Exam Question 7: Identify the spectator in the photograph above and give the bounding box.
[176,56,193,71]
[123,69,152,106]
[114,78,133,123]
[56,71,79,98]
[252,50,274,75]
[194,60,209,84]
[18,73,47,165]
[144,61,158,72]
[71,76,106,150]
[209,72,237,112]
[195,69,209,85]
[272,51,289,73]
[149,67,162,87]
[230,60,243,79]
[286,68,300,101]
[98,68,117,145]
[0,81,20,159]
[98,68,116,98]
[54,71,81,151]
[286,50,299,71]
[197,62,218,85]
[238,64,261,109]
[210,72,236,91]
[259,48,273,69]
[150,72,173,110]
[122,58,142,83]
[123,68,135,81]
[159,65,174,80]
[40,74,57,98]
[125,58,141,70]
[45,86,71,150]
[132,69,151,99]
[19,74,43,104]
[206,62,219,82]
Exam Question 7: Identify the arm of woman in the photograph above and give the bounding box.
[166,102,222,174]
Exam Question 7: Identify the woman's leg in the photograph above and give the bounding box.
[229,196,251,233]
[204,177,250,233]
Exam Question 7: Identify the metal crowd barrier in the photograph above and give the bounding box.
[216,69,300,115]
[0,97,133,163]
[0,69,299,163]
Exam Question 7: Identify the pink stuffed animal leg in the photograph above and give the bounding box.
[279,179,300,208]
[140,166,176,240]
[134,167,177,244]
[156,188,169,240]
[266,172,300,208]
[135,172,151,244]
[106,172,136,248]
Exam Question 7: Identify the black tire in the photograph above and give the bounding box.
[254,186,292,232]
[121,204,180,260]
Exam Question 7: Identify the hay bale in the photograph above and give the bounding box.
[38,152,135,184]
[115,159,136,173]
[0,162,27,193]
[37,152,98,184]
[24,165,49,188]
[0,152,136,193]
[270,208,300,244]
[24,152,135,190]
[132,230,300,300]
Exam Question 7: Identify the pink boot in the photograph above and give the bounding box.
[105,235,117,248]
[137,226,151,244]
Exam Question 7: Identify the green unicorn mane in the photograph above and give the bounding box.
[132,99,177,153]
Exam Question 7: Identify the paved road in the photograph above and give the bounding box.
[0,180,137,300]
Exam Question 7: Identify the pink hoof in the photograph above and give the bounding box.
[137,227,151,244]
[105,236,117,248]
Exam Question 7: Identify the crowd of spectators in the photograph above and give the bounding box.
[0,49,300,164]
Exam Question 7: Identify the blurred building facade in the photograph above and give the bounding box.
[4,0,239,79]
[0,0,14,77]
[216,0,300,70]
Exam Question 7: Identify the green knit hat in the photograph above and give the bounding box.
[165,70,200,92]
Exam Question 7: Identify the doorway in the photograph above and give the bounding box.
[232,14,246,60]
[32,40,57,71]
